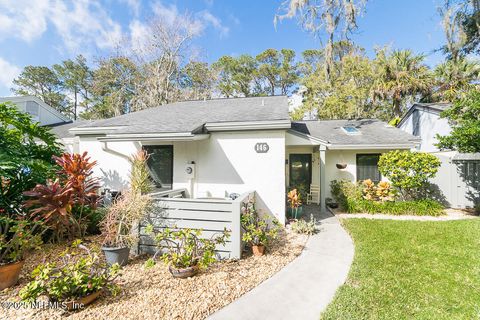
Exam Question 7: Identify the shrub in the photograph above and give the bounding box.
[23,152,101,241]
[241,201,280,247]
[330,179,363,207]
[378,151,441,200]
[101,191,153,248]
[0,217,43,264]
[23,179,76,241]
[19,241,120,303]
[145,226,229,270]
[290,215,317,235]
[129,150,153,194]
[330,179,444,216]
[362,179,395,202]
[0,103,61,217]
[344,198,444,216]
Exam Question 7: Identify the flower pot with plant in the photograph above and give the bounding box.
[144,225,229,278]
[0,217,42,290]
[287,189,303,220]
[100,191,152,266]
[241,201,280,256]
[19,241,120,310]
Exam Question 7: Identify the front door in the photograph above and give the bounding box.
[143,145,174,190]
[289,154,312,191]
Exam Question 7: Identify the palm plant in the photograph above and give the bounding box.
[434,58,480,101]
[372,49,433,117]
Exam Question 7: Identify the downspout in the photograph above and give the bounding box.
[101,141,131,161]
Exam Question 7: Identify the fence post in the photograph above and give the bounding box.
[231,198,242,260]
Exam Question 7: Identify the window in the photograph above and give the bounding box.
[356,154,381,182]
[143,145,173,190]
[342,126,360,135]
[412,109,421,136]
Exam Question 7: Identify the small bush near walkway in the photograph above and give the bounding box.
[331,180,444,216]
[344,198,444,216]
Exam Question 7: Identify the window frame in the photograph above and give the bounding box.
[356,153,382,182]
[143,145,174,190]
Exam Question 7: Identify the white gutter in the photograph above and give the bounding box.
[327,143,418,150]
[101,141,130,160]
[97,132,210,142]
[69,126,125,135]
[205,120,291,131]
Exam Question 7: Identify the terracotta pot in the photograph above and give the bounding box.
[64,290,102,311]
[0,260,24,290]
[169,265,199,278]
[252,245,265,256]
[336,163,347,169]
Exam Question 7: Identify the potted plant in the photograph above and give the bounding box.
[145,225,229,278]
[100,191,152,266]
[241,201,280,256]
[19,241,120,311]
[0,217,42,290]
[287,188,303,220]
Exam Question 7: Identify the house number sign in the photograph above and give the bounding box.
[255,142,269,153]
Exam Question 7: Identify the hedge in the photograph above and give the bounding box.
[343,198,444,216]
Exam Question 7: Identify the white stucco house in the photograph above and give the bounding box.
[0,95,70,126]
[0,95,89,153]
[398,102,479,208]
[52,96,420,225]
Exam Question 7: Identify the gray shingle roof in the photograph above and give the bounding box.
[76,96,289,134]
[49,120,92,138]
[291,119,420,146]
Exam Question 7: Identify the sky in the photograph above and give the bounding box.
[0,0,448,96]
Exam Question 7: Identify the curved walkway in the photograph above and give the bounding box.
[208,211,354,320]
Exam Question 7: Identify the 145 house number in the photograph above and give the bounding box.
[254,143,269,153]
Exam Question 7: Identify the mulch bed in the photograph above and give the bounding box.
[1,230,307,320]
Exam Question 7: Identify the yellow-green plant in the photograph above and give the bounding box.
[129,150,152,194]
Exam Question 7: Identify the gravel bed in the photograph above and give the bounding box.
[1,230,307,320]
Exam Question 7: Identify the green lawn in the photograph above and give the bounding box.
[321,218,480,320]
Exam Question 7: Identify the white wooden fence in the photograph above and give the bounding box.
[137,189,254,259]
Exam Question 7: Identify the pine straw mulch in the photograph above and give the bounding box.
[1,229,307,320]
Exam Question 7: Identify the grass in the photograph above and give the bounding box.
[321,218,480,320]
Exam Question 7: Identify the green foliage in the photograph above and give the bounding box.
[372,48,433,118]
[378,151,441,200]
[290,215,317,235]
[12,66,68,115]
[330,179,444,216]
[145,226,229,270]
[344,198,444,216]
[436,90,480,153]
[0,217,43,264]
[0,103,62,217]
[330,179,363,208]
[19,242,120,303]
[241,201,280,246]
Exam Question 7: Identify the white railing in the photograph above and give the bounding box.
[139,189,255,259]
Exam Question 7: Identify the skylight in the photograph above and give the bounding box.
[342,126,360,135]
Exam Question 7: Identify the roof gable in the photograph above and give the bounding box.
[397,102,451,128]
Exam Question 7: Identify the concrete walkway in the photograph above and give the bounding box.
[209,210,354,320]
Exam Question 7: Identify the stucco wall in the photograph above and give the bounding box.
[399,109,451,152]
[78,130,287,224]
